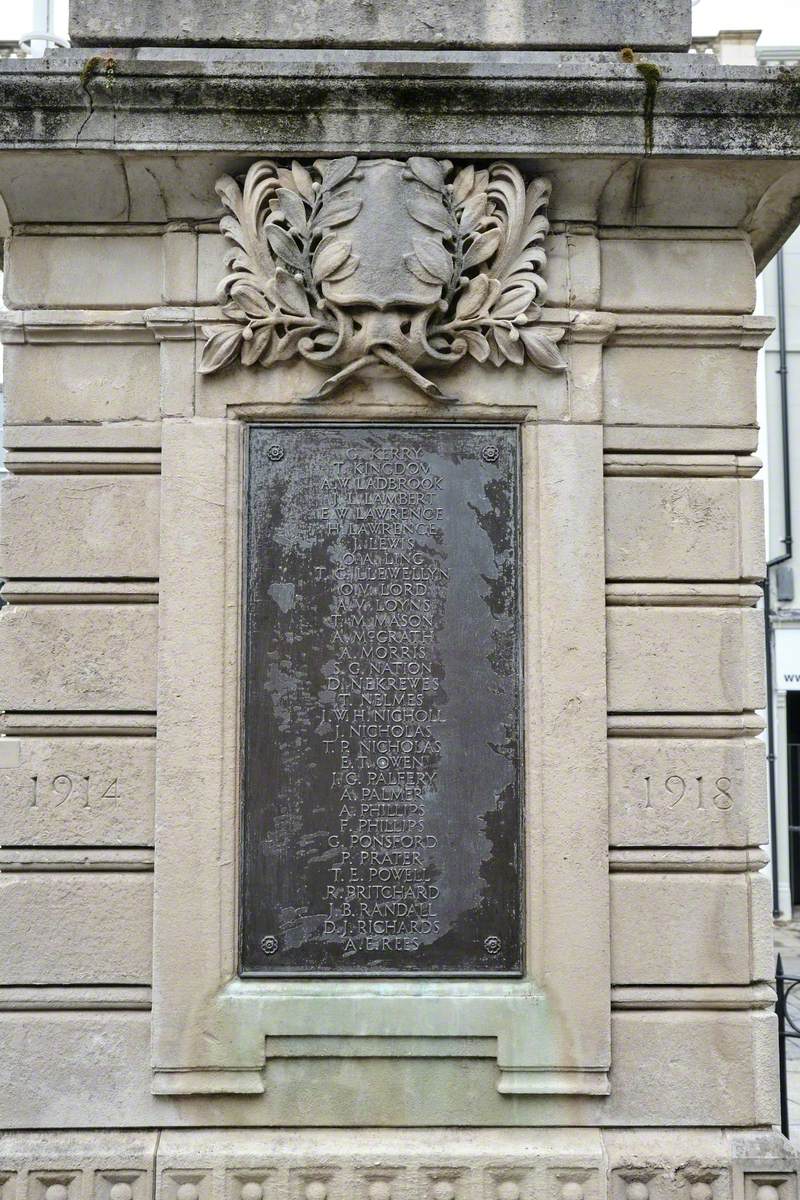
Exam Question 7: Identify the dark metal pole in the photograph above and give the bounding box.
[777,953,789,1138]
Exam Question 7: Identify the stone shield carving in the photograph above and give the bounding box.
[200,156,566,401]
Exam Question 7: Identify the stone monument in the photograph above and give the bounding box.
[0,0,798,1193]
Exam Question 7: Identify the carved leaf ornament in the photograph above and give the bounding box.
[201,155,566,401]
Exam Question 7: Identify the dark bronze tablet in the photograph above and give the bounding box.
[240,424,523,975]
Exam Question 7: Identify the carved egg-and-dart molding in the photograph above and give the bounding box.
[200,156,567,402]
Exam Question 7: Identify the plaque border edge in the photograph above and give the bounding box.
[149,381,611,1104]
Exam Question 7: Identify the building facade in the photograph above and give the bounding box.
[0,0,799,1193]
[764,222,800,921]
[692,28,800,930]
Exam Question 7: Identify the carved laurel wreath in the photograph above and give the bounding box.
[200,156,566,401]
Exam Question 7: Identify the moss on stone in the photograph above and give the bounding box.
[79,54,118,93]
[620,48,662,155]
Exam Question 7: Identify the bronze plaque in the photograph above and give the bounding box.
[240,424,523,975]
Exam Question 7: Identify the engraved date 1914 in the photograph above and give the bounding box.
[641,773,734,811]
[29,773,120,809]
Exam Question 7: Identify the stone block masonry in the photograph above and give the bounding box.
[68,0,692,50]
[0,0,799,1191]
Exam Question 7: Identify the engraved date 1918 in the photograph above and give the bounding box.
[29,774,120,809]
[641,774,733,811]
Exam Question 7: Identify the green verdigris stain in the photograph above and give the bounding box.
[621,47,662,156]
[76,54,119,144]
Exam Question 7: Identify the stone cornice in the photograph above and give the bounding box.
[610,313,774,348]
[0,309,152,344]
[1,57,798,265]
[0,52,799,159]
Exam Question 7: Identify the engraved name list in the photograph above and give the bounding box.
[241,424,523,975]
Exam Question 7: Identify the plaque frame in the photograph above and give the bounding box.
[239,422,526,979]
[150,338,612,1104]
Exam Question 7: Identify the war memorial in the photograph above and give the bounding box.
[0,0,798,1192]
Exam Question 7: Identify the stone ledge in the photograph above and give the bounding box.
[0,985,152,1009]
[609,848,768,873]
[0,582,159,604]
[0,1130,794,1200]
[4,450,161,474]
[611,984,776,1010]
[0,308,766,348]
[0,712,156,735]
[0,848,154,871]
[607,714,765,737]
[605,585,762,608]
[604,454,761,478]
[0,54,799,160]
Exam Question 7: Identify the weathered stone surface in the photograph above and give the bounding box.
[2,344,161,424]
[750,870,776,984]
[0,36,792,1169]
[606,608,763,713]
[1,1128,795,1200]
[196,235,227,305]
[5,236,163,309]
[0,1010,778,1127]
[0,475,160,579]
[69,0,691,49]
[605,477,764,581]
[604,347,759,429]
[611,872,758,985]
[1,59,799,175]
[606,1009,778,1128]
[600,235,755,313]
[195,349,570,420]
[608,737,767,847]
[0,873,152,984]
[0,737,155,846]
[197,229,580,310]
[0,1131,158,1200]
[0,605,157,710]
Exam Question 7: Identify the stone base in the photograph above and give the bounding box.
[1,1130,796,1200]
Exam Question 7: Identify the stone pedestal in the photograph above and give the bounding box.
[0,0,799,1192]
